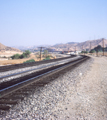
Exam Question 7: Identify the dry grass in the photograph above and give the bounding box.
[88,52,107,56]
[0,53,55,65]
[0,51,22,57]
[0,57,40,65]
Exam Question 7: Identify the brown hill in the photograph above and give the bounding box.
[0,43,21,52]
[51,39,107,51]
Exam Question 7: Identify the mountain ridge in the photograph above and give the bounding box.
[7,39,107,52]
[50,39,107,51]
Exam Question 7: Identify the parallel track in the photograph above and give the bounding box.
[0,55,90,112]
[0,55,76,72]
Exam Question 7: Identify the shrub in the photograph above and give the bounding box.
[11,50,31,59]
[43,56,51,60]
[24,50,31,57]
[11,54,21,59]
[81,51,88,54]
[89,50,96,53]
[23,59,35,63]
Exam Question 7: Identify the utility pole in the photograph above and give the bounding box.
[90,42,91,55]
[90,42,91,51]
[82,45,83,54]
[38,47,45,60]
[96,40,99,57]
[102,38,104,56]
[82,45,83,51]
[68,48,69,54]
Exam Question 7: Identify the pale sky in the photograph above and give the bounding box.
[0,0,107,46]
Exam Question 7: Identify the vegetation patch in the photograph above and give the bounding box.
[90,45,106,53]
[11,50,31,59]
[23,59,35,63]
[43,55,51,60]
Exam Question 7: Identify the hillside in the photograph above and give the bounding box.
[0,43,21,52]
[51,39,107,51]
[10,39,107,52]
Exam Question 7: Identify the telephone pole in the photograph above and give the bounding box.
[102,38,104,56]
[90,42,91,51]
[90,42,92,55]
[82,45,83,53]
[38,47,45,60]
[68,48,69,54]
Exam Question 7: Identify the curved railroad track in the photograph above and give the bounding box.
[0,55,90,112]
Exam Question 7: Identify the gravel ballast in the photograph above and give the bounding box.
[1,56,107,120]
[0,56,81,84]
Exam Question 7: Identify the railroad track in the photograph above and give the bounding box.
[0,55,90,112]
[0,55,76,72]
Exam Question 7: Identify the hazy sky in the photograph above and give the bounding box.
[0,0,107,46]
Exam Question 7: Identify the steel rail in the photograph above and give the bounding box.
[0,55,76,72]
[0,56,81,79]
[0,56,83,90]
[0,56,89,99]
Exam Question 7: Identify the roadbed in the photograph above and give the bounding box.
[0,56,107,120]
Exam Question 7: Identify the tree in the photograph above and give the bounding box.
[20,53,26,59]
[24,50,31,57]
[81,51,88,54]
[89,49,95,53]
[21,50,31,58]
[11,54,21,59]
[44,50,48,57]
[11,50,31,59]
[85,51,88,53]
[94,45,102,52]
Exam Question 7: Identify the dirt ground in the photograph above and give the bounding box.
[0,53,55,65]
[59,56,107,120]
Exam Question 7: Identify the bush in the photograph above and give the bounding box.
[43,56,51,60]
[89,50,96,53]
[11,50,31,59]
[24,50,31,57]
[20,53,26,59]
[43,50,48,55]
[81,51,88,54]
[23,59,35,63]
[11,54,21,59]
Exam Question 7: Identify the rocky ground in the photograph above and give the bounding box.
[0,56,81,83]
[0,56,107,120]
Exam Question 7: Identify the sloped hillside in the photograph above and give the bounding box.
[51,39,107,51]
[0,43,21,52]
[76,39,107,51]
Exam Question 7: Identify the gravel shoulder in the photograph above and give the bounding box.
[0,56,107,120]
[58,56,107,120]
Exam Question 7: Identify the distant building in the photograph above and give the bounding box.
[75,51,81,54]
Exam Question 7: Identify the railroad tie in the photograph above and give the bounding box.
[0,100,18,104]
[0,105,10,110]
